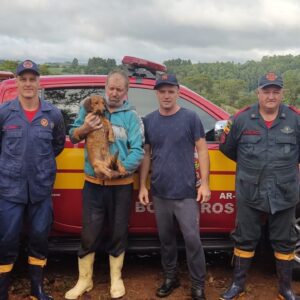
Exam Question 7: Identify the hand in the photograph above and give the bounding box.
[94,161,112,178]
[109,170,121,179]
[139,186,149,206]
[196,183,211,203]
[82,113,102,134]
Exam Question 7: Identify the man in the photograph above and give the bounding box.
[219,72,300,300]
[0,60,65,300]
[139,74,211,300]
[65,69,144,299]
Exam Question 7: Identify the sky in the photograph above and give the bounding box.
[1,0,300,65]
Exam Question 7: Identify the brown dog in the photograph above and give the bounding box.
[83,95,126,179]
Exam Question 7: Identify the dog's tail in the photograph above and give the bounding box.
[110,151,120,170]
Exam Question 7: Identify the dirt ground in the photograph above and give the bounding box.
[7,250,300,300]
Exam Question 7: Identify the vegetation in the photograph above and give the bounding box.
[164,55,300,108]
[1,55,300,109]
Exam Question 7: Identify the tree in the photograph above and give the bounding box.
[39,64,50,75]
[0,60,18,72]
[283,70,300,106]
[86,57,116,74]
[71,58,79,68]
[182,74,213,96]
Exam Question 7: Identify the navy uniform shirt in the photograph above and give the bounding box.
[220,103,300,214]
[0,98,65,203]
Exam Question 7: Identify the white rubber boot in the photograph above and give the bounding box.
[109,252,125,298]
[65,252,95,299]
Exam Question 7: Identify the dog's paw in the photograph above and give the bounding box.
[118,164,127,176]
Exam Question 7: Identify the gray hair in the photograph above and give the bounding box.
[106,69,129,90]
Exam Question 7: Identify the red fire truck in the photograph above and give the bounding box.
[1,56,299,270]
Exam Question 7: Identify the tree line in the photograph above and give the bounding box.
[1,55,300,111]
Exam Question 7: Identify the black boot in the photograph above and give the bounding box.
[0,272,11,300]
[219,255,252,300]
[28,264,53,300]
[276,259,300,300]
[156,277,180,297]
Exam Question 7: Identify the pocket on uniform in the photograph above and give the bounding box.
[239,135,262,157]
[37,129,53,156]
[275,172,299,202]
[240,135,262,144]
[283,222,299,251]
[237,171,259,202]
[3,129,23,156]
[275,135,297,155]
[0,160,21,195]
[35,158,56,186]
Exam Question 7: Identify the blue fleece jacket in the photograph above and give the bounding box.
[69,100,144,177]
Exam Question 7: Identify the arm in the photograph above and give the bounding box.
[121,112,145,173]
[219,118,238,161]
[138,144,151,205]
[195,138,211,203]
[0,103,8,154]
[52,110,66,157]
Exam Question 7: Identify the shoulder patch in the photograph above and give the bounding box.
[223,119,232,135]
[289,105,300,115]
[234,106,250,118]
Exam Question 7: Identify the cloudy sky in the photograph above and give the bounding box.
[1,0,300,64]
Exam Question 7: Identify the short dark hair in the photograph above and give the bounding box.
[106,69,129,90]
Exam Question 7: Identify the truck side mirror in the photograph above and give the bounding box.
[214,120,228,142]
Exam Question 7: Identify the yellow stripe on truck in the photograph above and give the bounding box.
[54,173,236,191]
[57,149,236,171]
[54,173,147,190]
[54,173,84,189]
[209,174,235,191]
[54,149,236,191]
[209,150,236,172]
[56,148,84,170]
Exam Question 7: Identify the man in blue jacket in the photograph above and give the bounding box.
[0,60,65,300]
[65,69,144,299]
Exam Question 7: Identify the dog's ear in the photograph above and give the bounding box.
[83,96,92,112]
[100,96,106,106]
[97,96,105,106]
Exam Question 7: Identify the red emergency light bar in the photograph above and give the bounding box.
[122,56,167,73]
[0,71,15,81]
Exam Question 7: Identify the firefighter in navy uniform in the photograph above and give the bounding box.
[219,72,300,300]
[0,60,65,300]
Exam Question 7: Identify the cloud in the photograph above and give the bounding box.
[0,0,300,63]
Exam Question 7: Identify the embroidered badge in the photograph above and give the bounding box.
[223,120,232,135]
[242,130,261,135]
[40,118,49,127]
[3,125,20,130]
[280,126,294,134]
[161,74,168,80]
[23,60,33,68]
[266,72,277,81]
